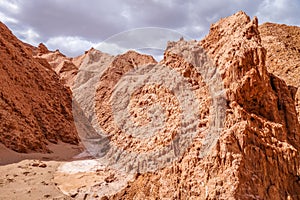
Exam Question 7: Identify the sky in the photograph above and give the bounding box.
[0,0,299,58]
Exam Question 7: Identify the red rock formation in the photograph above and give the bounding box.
[0,22,79,153]
[2,10,299,199]
[107,12,300,199]
[34,45,78,87]
[259,23,300,124]
[94,51,158,151]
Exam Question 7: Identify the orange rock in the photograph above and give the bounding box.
[109,11,300,199]
[0,22,79,153]
[34,46,78,87]
[259,22,300,124]
[1,10,300,199]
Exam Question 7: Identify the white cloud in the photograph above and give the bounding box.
[0,11,17,23]
[43,27,184,59]
[97,27,187,51]
[15,28,40,45]
[46,36,95,56]
[256,0,300,25]
[0,0,20,13]
[95,42,128,55]
[95,27,187,59]
[0,0,299,57]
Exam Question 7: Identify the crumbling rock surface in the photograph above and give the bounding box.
[34,44,78,87]
[259,22,300,124]
[95,51,159,152]
[107,11,300,200]
[2,10,300,200]
[0,22,79,153]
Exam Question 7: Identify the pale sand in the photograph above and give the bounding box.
[0,143,84,200]
[0,143,132,199]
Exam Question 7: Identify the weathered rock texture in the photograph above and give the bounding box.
[33,44,78,87]
[259,22,300,123]
[106,11,300,199]
[2,10,300,199]
[0,22,79,153]
[71,48,115,143]
[95,51,160,151]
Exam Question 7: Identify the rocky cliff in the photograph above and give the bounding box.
[33,43,78,87]
[42,12,300,199]
[1,10,300,199]
[106,11,300,199]
[0,22,79,153]
[259,22,300,124]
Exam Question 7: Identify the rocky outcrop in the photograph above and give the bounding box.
[106,11,300,199]
[71,48,115,142]
[259,22,300,123]
[2,10,299,199]
[34,45,78,87]
[94,51,158,151]
[0,22,79,153]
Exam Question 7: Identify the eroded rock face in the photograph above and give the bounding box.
[55,49,159,199]
[259,22,300,124]
[95,51,159,152]
[34,44,78,87]
[8,10,299,199]
[0,22,79,153]
[107,11,300,199]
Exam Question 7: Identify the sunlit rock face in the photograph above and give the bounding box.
[108,11,300,200]
[0,22,79,153]
[2,10,300,200]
